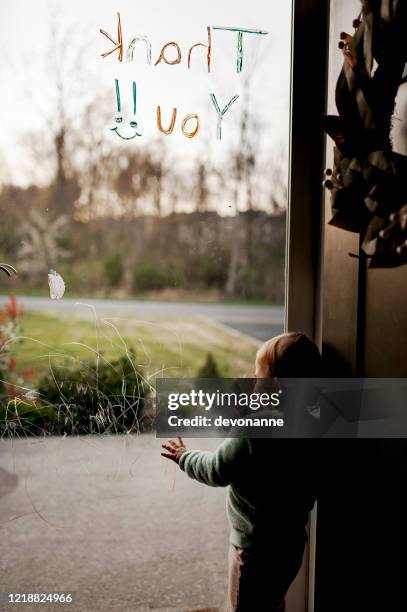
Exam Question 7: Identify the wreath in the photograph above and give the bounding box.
[323,0,407,267]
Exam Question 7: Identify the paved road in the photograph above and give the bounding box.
[0,436,306,612]
[0,297,284,342]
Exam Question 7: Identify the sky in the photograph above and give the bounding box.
[0,0,292,195]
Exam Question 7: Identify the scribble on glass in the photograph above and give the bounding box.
[209,93,239,140]
[157,106,178,135]
[48,269,66,300]
[110,79,142,140]
[0,263,17,277]
[100,11,123,62]
[126,35,152,64]
[99,14,268,74]
[212,26,269,73]
[154,42,182,66]
[181,114,200,138]
[188,26,211,72]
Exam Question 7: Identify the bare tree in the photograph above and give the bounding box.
[18,210,70,278]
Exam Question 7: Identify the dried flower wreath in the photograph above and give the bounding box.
[323,0,407,267]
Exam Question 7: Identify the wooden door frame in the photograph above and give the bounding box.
[285,0,330,347]
[285,2,330,610]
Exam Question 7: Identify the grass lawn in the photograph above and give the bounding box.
[1,309,258,435]
[12,310,258,384]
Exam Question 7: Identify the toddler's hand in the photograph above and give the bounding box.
[161,437,187,464]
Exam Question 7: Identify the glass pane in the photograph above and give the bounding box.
[0,0,292,609]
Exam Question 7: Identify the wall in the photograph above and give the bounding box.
[315,0,407,609]
[322,0,407,378]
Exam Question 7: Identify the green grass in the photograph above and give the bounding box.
[1,310,259,436]
[11,310,258,383]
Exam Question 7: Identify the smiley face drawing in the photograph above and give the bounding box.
[111,79,142,140]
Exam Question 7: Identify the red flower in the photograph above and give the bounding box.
[5,295,24,320]
[21,367,36,379]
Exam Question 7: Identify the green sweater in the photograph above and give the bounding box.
[179,437,317,548]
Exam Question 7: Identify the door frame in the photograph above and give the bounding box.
[285,1,330,610]
[285,0,329,346]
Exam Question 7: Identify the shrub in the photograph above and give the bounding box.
[0,295,46,437]
[133,262,174,292]
[104,254,123,288]
[0,295,31,399]
[197,352,222,378]
[37,352,148,435]
[197,255,228,288]
[0,397,54,437]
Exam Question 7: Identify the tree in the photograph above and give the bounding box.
[18,210,70,279]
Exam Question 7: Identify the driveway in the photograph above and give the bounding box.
[0,434,308,612]
[0,435,228,612]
